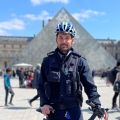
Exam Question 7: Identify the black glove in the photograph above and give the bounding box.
[86,100,108,120]
[93,106,105,118]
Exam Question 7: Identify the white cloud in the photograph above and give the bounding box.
[31,0,69,5]
[72,10,105,22]
[23,9,105,23]
[0,18,25,35]
[23,10,52,21]
[0,29,9,36]
[0,18,25,30]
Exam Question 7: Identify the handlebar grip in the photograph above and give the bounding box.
[36,108,42,113]
[36,107,55,113]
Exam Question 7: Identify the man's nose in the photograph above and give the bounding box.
[62,39,67,43]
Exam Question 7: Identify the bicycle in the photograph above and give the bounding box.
[36,102,108,120]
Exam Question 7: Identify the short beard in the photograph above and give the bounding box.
[59,47,70,54]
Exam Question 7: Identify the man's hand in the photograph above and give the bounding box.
[95,107,104,118]
[86,100,108,120]
[41,105,54,117]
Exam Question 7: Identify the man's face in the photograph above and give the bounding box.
[56,32,74,54]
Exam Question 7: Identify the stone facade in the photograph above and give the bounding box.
[0,36,119,68]
[0,36,33,68]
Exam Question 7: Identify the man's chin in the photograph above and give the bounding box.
[60,48,69,54]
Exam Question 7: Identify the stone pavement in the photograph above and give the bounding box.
[0,76,120,120]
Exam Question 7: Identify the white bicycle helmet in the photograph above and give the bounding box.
[56,22,75,37]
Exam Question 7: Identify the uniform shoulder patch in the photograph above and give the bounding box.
[47,51,55,56]
[72,51,81,58]
[81,55,86,60]
[72,51,87,60]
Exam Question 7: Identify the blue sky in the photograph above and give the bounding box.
[0,0,120,40]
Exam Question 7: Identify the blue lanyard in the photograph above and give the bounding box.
[65,111,71,120]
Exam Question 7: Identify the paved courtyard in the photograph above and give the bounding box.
[0,76,120,120]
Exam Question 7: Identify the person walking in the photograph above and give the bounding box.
[4,68,15,106]
[112,60,120,109]
[28,64,41,106]
[37,22,104,120]
[17,67,25,88]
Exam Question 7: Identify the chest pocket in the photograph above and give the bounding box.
[47,59,60,83]
[48,71,60,82]
[61,55,79,96]
[63,56,78,80]
[46,66,61,99]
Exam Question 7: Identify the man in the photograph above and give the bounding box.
[38,22,103,120]
[28,64,41,106]
[4,68,15,106]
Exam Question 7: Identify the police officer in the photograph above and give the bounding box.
[38,22,102,120]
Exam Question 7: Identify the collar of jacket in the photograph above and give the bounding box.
[55,48,74,62]
[55,47,73,55]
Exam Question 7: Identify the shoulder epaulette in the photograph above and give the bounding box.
[81,56,86,60]
[72,51,81,57]
[72,51,86,60]
[47,51,55,56]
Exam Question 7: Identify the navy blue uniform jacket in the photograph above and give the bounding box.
[38,48,101,107]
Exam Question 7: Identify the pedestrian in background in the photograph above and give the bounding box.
[28,64,41,106]
[4,68,15,106]
[18,68,25,88]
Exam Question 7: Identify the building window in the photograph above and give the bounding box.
[4,44,6,48]
[19,44,22,48]
[12,44,14,48]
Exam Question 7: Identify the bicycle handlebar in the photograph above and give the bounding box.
[86,100,109,120]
